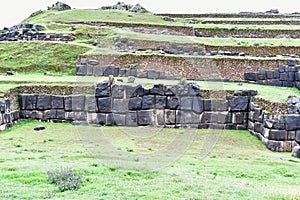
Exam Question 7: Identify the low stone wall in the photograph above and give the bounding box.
[244,60,300,89]
[79,54,288,81]
[0,98,19,131]
[201,20,300,26]
[248,101,300,152]
[195,28,300,39]
[17,82,254,129]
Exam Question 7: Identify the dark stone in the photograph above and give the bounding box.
[95,81,111,97]
[165,110,176,124]
[285,115,300,130]
[18,95,26,110]
[34,125,45,131]
[232,112,244,124]
[192,97,203,113]
[76,65,87,76]
[177,110,198,124]
[164,85,176,96]
[180,97,193,111]
[97,97,112,113]
[269,130,288,141]
[211,100,228,111]
[128,97,142,110]
[97,113,107,125]
[266,140,283,151]
[103,66,119,76]
[111,85,124,98]
[74,112,86,121]
[112,99,129,113]
[155,96,166,109]
[26,94,38,110]
[138,110,153,125]
[266,71,274,79]
[56,110,65,119]
[244,72,258,81]
[279,73,288,81]
[167,96,180,109]
[296,131,300,143]
[125,112,138,126]
[188,83,200,96]
[71,95,85,111]
[142,95,155,109]
[228,96,249,111]
[85,96,98,112]
[288,72,295,81]
[269,79,282,86]
[93,66,104,76]
[125,85,144,98]
[288,59,296,66]
[36,95,51,110]
[150,84,165,95]
[147,71,160,79]
[51,95,64,109]
[278,64,285,73]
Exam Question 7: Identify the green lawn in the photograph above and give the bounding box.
[0,120,299,199]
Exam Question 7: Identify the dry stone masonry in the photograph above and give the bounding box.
[244,59,300,89]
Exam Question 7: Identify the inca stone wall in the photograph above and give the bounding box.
[17,82,254,129]
[0,99,19,131]
[244,59,300,89]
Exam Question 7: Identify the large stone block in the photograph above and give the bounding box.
[111,85,125,98]
[71,95,85,111]
[296,130,300,143]
[76,65,87,76]
[192,97,203,114]
[288,59,296,66]
[268,129,287,141]
[97,113,107,125]
[292,146,300,158]
[26,94,38,110]
[138,110,154,125]
[85,95,98,112]
[266,140,283,151]
[136,70,147,78]
[285,115,300,130]
[150,84,165,95]
[188,83,200,96]
[279,73,288,81]
[51,95,64,109]
[95,81,111,97]
[125,85,144,98]
[56,110,65,119]
[211,100,228,111]
[176,110,199,124]
[180,97,193,111]
[93,66,104,76]
[112,99,129,113]
[36,95,51,110]
[155,96,166,109]
[18,95,26,110]
[164,85,176,96]
[167,96,180,109]
[176,84,189,96]
[128,97,142,110]
[228,96,249,111]
[87,113,98,124]
[103,66,119,76]
[232,112,244,124]
[142,95,155,109]
[64,96,72,111]
[266,70,274,79]
[156,110,165,125]
[97,97,112,113]
[74,112,86,121]
[165,110,176,124]
[125,111,138,126]
[244,72,258,81]
[288,72,295,82]
[147,70,160,79]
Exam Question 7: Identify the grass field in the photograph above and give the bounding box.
[0,120,299,199]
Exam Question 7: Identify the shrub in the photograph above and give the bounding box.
[47,167,82,192]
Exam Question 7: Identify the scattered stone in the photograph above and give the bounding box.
[34,125,46,131]
[6,71,14,76]
[291,146,300,158]
[48,1,71,11]
[127,76,135,83]
[163,16,176,22]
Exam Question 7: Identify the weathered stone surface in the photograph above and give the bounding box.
[266,140,283,151]
[192,97,203,113]
[147,70,160,79]
[296,130,300,143]
[93,66,104,76]
[244,72,258,81]
[87,113,98,124]
[97,113,107,125]
[103,66,119,76]
[76,65,87,76]
[211,100,228,111]
[85,95,98,112]
[26,94,38,110]
[125,111,138,126]
[111,85,125,98]
[128,97,142,110]
[228,96,249,111]
[155,96,166,109]
[165,110,176,124]
[142,95,155,109]
[18,95,26,110]
[112,99,129,113]
[95,81,111,97]
[74,112,86,121]
[138,110,153,125]
[51,95,64,109]
[71,95,85,111]
[36,95,51,110]
[167,96,180,109]
[268,129,287,141]
[232,112,244,124]
[56,110,65,119]
[97,97,112,113]
[150,84,165,95]
[125,85,144,98]
[177,110,199,124]
[285,115,300,130]
[292,146,300,158]
[127,76,135,83]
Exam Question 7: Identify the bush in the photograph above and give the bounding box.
[47,167,82,192]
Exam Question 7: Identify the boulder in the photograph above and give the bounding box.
[292,146,300,158]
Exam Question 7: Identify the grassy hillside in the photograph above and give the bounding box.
[0,42,91,74]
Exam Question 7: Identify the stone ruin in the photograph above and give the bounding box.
[47,1,71,11]
[101,2,147,13]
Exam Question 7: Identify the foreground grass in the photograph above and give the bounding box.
[0,42,91,74]
[0,120,299,199]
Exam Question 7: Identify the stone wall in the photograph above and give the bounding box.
[17,82,254,129]
[79,54,288,81]
[244,60,300,89]
[0,98,19,131]
[195,28,300,39]
[248,101,300,152]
